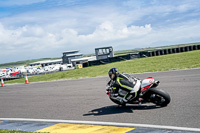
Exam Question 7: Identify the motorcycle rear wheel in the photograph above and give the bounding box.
[148,88,171,107]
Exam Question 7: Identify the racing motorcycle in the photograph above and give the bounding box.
[106,77,171,107]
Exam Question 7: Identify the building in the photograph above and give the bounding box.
[71,56,96,66]
[29,59,62,67]
[29,50,84,67]
[95,46,114,60]
[62,50,83,64]
[29,47,114,68]
[62,50,79,56]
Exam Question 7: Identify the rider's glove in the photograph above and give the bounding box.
[106,85,111,95]
[106,85,111,90]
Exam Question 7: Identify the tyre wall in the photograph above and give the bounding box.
[148,44,200,57]
[83,44,200,67]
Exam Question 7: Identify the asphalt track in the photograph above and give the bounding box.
[0,68,200,132]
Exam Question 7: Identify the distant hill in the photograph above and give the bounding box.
[0,58,60,68]
[1,42,200,68]
[113,42,200,56]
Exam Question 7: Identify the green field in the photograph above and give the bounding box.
[0,130,47,133]
[1,42,199,69]
[0,130,33,133]
[5,50,200,84]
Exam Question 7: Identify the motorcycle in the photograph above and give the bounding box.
[106,77,171,107]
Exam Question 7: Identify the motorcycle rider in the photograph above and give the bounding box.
[107,68,141,105]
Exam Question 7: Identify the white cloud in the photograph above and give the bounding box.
[77,22,152,46]
[0,21,152,55]
[123,19,200,48]
[1,11,200,63]
[0,0,200,63]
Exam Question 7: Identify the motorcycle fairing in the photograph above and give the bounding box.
[141,77,155,92]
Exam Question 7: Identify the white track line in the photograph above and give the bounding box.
[0,118,200,132]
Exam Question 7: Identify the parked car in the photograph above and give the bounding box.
[0,69,6,77]
[10,72,19,76]
[60,64,74,71]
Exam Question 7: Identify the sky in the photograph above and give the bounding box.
[0,0,200,64]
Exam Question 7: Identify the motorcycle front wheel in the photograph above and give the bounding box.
[148,88,171,107]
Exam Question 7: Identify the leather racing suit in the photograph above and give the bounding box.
[108,73,141,104]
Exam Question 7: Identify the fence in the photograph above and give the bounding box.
[83,44,200,67]
[144,45,200,57]
[83,54,139,67]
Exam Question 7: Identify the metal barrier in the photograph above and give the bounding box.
[148,44,200,57]
[83,54,139,67]
[84,44,200,67]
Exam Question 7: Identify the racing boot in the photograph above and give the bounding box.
[119,97,127,106]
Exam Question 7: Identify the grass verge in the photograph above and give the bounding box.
[0,130,33,133]
[5,50,200,84]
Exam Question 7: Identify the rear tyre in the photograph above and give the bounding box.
[148,88,171,107]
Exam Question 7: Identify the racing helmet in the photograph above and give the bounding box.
[108,68,119,80]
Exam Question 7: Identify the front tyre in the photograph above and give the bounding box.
[149,88,171,107]
[109,96,126,106]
